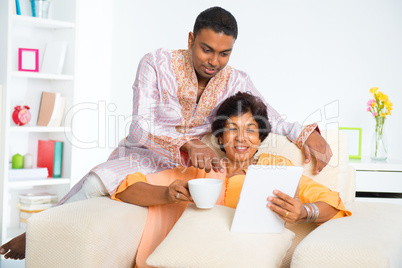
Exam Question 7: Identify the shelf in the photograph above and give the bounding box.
[11,71,74,80]
[12,15,75,29]
[8,178,71,188]
[1,0,77,245]
[9,126,72,133]
[350,156,402,172]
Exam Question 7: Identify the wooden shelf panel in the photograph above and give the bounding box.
[12,15,75,29]
[9,126,72,133]
[8,178,71,188]
[11,71,74,80]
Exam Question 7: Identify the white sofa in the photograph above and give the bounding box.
[25,131,402,267]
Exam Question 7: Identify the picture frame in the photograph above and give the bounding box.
[339,127,362,159]
[18,48,39,72]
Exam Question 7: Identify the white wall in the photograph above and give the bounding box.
[76,0,402,171]
[71,0,115,182]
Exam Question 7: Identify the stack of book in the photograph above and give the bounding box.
[18,193,58,227]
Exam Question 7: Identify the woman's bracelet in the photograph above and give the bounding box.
[310,202,319,222]
[298,203,319,224]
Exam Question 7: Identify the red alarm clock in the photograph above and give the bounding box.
[12,105,31,126]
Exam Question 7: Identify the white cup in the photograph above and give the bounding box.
[188,178,223,209]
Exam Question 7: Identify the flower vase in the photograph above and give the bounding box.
[370,117,387,160]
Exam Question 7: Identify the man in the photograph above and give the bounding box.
[0,6,332,260]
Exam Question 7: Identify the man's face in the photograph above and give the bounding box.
[188,28,235,83]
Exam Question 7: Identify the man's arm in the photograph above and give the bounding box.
[124,50,194,165]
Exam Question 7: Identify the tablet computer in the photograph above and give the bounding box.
[230,165,303,234]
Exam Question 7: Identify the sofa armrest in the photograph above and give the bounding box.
[26,197,148,268]
[291,202,402,268]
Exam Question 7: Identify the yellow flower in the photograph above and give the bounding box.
[376,91,383,100]
[385,100,393,108]
[370,87,379,94]
[380,94,388,102]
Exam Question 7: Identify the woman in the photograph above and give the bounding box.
[113,92,351,267]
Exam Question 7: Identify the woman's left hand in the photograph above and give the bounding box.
[266,189,304,224]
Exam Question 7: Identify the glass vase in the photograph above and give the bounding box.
[370,116,387,161]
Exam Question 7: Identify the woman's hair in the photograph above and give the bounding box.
[193,6,238,40]
[211,92,271,144]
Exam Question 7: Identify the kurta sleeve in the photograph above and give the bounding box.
[238,73,319,148]
[124,51,192,164]
[110,172,147,202]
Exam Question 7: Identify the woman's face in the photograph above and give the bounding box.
[219,112,261,164]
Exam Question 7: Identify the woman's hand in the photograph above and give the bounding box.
[181,139,225,173]
[168,179,193,203]
[266,189,305,224]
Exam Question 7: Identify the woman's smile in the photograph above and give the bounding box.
[221,112,261,164]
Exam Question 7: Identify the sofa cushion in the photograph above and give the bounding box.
[26,197,148,268]
[291,202,402,268]
[146,203,295,268]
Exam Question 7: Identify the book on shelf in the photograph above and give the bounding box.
[18,202,56,212]
[20,211,35,223]
[15,0,21,15]
[37,140,64,178]
[16,0,30,16]
[40,41,68,74]
[8,168,48,181]
[37,91,66,127]
[19,192,58,205]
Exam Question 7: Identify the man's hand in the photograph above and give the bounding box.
[181,139,225,173]
[302,130,333,174]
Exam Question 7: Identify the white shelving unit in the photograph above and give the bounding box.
[0,0,77,245]
[350,156,402,205]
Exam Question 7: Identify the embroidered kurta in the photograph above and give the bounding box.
[59,48,315,204]
[111,153,351,268]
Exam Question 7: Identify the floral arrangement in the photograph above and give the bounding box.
[367,87,393,118]
[367,87,393,159]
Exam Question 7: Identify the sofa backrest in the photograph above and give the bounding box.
[201,129,355,203]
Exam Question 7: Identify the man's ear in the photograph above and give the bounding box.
[188,32,195,49]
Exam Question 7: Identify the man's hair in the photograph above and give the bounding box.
[211,92,271,150]
[193,6,238,40]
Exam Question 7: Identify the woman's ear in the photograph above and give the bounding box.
[217,137,226,153]
[218,137,222,145]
